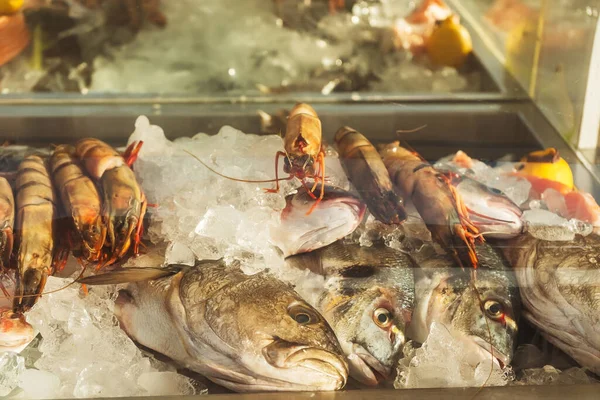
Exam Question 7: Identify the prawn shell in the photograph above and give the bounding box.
[75,138,125,180]
[0,177,14,269]
[334,127,406,224]
[285,103,322,158]
[50,145,105,261]
[13,155,56,311]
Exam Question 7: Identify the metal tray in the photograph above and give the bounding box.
[2,100,599,399]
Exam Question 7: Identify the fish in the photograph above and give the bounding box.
[79,261,348,392]
[0,308,35,353]
[269,186,366,257]
[454,177,523,238]
[501,234,600,375]
[286,241,415,385]
[408,242,520,368]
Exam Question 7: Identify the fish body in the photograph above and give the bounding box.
[270,186,366,257]
[408,242,520,368]
[112,261,348,392]
[0,308,35,353]
[454,177,523,238]
[286,242,415,385]
[502,234,600,374]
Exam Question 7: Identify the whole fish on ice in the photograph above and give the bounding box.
[270,186,366,257]
[502,234,600,375]
[408,242,520,368]
[286,241,414,385]
[80,261,349,392]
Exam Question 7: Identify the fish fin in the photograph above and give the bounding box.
[77,266,183,285]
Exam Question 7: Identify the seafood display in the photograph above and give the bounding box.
[0,0,481,94]
[0,107,599,397]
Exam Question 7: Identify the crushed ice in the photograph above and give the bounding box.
[395,323,511,389]
[9,276,204,398]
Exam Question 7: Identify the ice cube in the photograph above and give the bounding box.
[395,322,509,389]
[165,241,196,266]
[137,371,197,396]
[522,209,575,241]
[19,369,60,399]
[541,189,568,216]
[0,353,25,396]
[23,276,199,398]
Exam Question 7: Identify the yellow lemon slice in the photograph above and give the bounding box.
[426,15,473,68]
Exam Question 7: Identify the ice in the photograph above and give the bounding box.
[21,276,202,398]
[18,369,60,399]
[395,323,510,389]
[127,116,350,276]
[522,210,592,241]
[0,353,25,396]
[515,365,595,385]
[435,153,532,206]
[137,371,199,396]
[90,0,353,94]
[165,241,196,266]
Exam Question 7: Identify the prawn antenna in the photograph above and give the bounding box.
[396,124,428,134]
[183,150,293,184]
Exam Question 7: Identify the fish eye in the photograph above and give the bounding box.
[288,303,316,326]
[487,187,503,195]
[373,308,393,328]
[484,300,505,320]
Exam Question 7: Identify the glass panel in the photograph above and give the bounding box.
[0,0,506,98]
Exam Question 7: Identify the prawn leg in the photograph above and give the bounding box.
[306,150,326,215]
[264,151,288,194]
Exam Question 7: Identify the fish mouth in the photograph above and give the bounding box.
[262,341,348,390]
[348,345,392,386]
[470,336,510,368]
[286,347,348,387]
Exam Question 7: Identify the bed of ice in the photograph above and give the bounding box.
[87,0,476,94]
[2,276,204,398]
[395,323,511,388]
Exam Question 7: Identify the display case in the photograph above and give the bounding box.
[0,1,599,399]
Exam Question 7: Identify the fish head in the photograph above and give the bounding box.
[455,178,523,239]
[428,269,518,368]
[271,186,366,257]
[192,272,348,392]
[324,286,411,385]
[235,284,348,391]
[0,309,35,353]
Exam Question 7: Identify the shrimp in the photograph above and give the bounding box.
[0,177,14,298]
[192,103,327,215]
[49,144,106,263]
[334,127,407,224]
[379,141,480,270]
[12,155,57,312]
[75,139,146,268]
